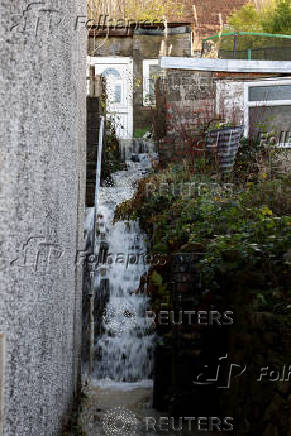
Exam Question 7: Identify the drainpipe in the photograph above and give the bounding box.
[248,48,252,60]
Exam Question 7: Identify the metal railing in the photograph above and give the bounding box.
[89,114,104,376]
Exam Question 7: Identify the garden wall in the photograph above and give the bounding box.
[156,69,216,164]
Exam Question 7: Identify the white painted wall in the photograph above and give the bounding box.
[215,80,245,125]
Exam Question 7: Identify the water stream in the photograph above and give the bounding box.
[94,154,156,383]
[80,153,213,436]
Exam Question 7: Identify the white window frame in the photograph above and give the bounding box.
[0,334,5,436]
[143,59,159,106]
[244,79,291,148]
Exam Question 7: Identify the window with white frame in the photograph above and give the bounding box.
[244,80,291,148]
[143,59,163,106]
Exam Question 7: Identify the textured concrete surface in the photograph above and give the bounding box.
[79,383,218,436]
[0,1,86,435]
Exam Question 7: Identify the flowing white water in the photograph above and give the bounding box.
[94,155,156,382]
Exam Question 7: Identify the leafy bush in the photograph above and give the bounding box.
[226,0,291,35]
[115,163,290,308]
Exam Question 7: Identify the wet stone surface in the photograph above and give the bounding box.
[78,382,216,436]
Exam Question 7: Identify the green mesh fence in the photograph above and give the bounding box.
[202,33,291,61]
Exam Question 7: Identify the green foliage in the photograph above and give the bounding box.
[261,0,291,34]
[115,157,290,309]
[220,0,291,51]
[133,128,150,138]
[227,2,262,32]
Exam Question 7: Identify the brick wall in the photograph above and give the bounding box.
[157,69,216,164]
[0,1,86,435]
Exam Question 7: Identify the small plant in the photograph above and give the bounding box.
[134,127,151,138]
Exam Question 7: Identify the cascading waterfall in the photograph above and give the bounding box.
[94,154,156,382]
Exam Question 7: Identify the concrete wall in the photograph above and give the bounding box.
[0,1,86,435]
